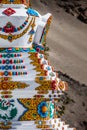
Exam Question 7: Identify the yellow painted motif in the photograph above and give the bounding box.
[29,17,36,42]
[0,0,30,5]
[18,98,49,121]
[0,81,28,90]
[0,122,11,129]
[41,16,52,45]
[0,77,12,81]
[35,77,51,92]
[37,125,50,129]
[29,53,47,76]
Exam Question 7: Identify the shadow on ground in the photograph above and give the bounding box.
[55,70,87,130]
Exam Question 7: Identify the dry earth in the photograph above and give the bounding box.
[31,0,87,130]
[56,0,87,24]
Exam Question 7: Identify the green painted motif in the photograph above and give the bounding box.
[0,99,17,121]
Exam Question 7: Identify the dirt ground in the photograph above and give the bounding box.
[31,0,87,130]
[58,71,87,130]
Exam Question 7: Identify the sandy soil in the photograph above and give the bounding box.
[31,0,87,130]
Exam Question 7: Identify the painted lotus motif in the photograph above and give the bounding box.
[38,101,48,118]
[37,101,54,118]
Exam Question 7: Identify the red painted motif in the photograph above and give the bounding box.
[3,8,16,16]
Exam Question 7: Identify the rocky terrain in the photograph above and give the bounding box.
[55,0,87,24]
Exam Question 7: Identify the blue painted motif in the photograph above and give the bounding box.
[0,48,36,53]
[38,101,48,118]
[27,8,39,17]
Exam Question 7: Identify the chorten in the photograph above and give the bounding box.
[0,0,76,130]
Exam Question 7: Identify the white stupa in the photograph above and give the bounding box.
[0,1,76,130]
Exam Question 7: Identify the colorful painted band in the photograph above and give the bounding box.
[0,65,26,70]
[0,53,22,58]
[0,16,29,33]
[0,71,27,76]
[0,17,34,42]
[0,59,23,64]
